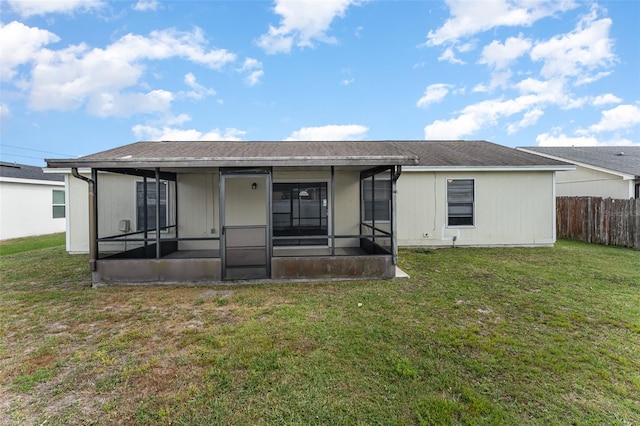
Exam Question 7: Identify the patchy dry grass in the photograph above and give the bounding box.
[0,238,638,425]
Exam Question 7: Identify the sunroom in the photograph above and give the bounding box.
[46,141,418,285]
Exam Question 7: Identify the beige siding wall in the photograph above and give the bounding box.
[397,170,556,247]
[555,166,633,199]
[67,168,365,253]
[177,173,219,250]
[68,174,90,253]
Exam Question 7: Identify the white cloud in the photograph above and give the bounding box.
[0,103,11,124]
[16,27,235,116]
[0,21,60,82]
[423,95,541,139]
[426,0,577,46]
[437,47,464,64]
[285,124,368,141]
[133,0,160,12]
[588,104,640,133]
[86,90,173,117]
[257,0,359,54]
[529,11,615,80]
[479,35,531,69]
[416,83,452,108]
[6,0,104,17]
[237,58,264,86]
[182,73,216,99]
[507,108,543,134]
[473,70,512,93]
[536,130,599,147]
[132,125,246,141]
[341,78,355,86]
[591,94,621,106]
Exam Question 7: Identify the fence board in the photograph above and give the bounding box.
[556,196,640,250]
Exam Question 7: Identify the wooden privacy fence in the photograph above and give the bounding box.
[556,196,640,250]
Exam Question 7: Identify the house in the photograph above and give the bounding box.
[0,162,66,240]
[45,140,572,285]
[517,146,640,199]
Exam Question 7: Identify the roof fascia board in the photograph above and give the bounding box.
[517,148,635,180]
[0,177,65,186]
[43,167,91,174]
[404,165,575,173]
[46,156,419,169]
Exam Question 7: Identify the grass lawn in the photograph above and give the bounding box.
[0,237,638,425]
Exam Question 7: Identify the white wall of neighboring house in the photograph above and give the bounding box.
[396,170,556,247]
[0,177,66,240]
[554,166,636,199]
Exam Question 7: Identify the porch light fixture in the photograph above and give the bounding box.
[252,182,257,190]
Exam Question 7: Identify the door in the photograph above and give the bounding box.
[220,171,270,280]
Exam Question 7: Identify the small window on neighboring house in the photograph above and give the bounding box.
[52,190,65,218]
[136,181,168,231]
[447,179,474,226]
[635,183,639,199]
[363,179,391,221]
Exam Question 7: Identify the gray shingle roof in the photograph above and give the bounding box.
[394,141,570,167]
[45,140,571,170]
[0,162,64,182]
[520,146,640,177]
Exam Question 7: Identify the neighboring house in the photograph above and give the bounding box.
[45,140,571,285]
[517,146,640,199]
[0,162,66,240]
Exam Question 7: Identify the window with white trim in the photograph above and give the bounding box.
[52,189,65,219]
[136,180,168,231]
[447,179,474,226]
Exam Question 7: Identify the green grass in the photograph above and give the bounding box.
[0,232,65,256]
[1,236,639,425]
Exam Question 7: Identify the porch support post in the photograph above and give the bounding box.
[391,166,402,266]
[155,168,161,259]
[92,168,99,264]
[71,168,98,272]
[174,177,179,240]
[371,174,376,245]
[331,166,335,256]
[143,176,148,247]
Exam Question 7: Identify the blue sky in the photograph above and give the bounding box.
[1,0,639,166]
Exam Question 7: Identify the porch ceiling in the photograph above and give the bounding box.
[46,141,419,169]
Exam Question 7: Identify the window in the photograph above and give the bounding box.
[447,179,474,226]
[363,179,391,221]
[272,182,328,246]
[52,190,65,218]
[136,180,168,231]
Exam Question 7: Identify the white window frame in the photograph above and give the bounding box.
[52,189,65,219]
[446,178,475,228]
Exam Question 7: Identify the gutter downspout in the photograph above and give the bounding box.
[391,165,402,266]
[72,168,97,272]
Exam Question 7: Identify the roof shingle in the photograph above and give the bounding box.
[519,146,640,176]
[45,140,571,170]
[0,162,64,182]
